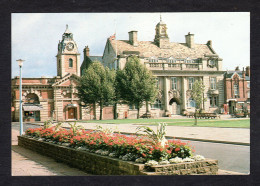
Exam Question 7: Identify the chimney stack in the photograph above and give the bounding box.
[235,66,240,71]
[242,67,245,78]
[83,46,90,60]
[128,31,138,47]
[246,66,250,77]
[185,32,195,48]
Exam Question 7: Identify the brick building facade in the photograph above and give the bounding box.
[12,25,83,122]
[224,66,250,114]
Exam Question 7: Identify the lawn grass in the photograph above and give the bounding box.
[78,118,250,128]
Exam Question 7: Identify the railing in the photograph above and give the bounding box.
[145,62,200,70]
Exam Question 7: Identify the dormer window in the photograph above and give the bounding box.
[69,58,73,68]
[168,57,175,63]
[149,57,158,63]
[186,57,192,63]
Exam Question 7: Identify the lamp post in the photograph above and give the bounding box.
[17,59,25,135]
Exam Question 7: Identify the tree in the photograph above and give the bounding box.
[190,80,207,125]
[77,61,115,120]
[116,56,157,119]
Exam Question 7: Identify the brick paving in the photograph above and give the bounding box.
[12,129,91,176]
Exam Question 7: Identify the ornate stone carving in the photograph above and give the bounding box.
[168,89,181,100]
[186,90,192,98]
[207,57,218,68]
[157,90,164,99]
[22,89,42,100]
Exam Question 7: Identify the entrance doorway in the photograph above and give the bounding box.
[228,101,236,114]
[68,108,76,119]
[169,98,181,115]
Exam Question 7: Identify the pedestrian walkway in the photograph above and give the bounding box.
[60,121,250,145]
[12,119,249,176]
[12,129,91,176]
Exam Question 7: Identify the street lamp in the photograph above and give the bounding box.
[17,59,25,135]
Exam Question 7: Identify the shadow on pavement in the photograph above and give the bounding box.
[12,145,92,176]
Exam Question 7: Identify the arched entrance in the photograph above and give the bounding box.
[169,98,181,115]
[66,104,77,120]
[23,93,42,121]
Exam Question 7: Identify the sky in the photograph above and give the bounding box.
[12,12,250,78]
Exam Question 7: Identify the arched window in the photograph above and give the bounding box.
[69,58,73,68]
[187,98,196,108]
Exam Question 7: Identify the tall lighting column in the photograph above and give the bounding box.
[17,59,25,135]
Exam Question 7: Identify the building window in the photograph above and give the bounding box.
[171,77,177,90]
[186,57,192,63]
[209,96,218,107]
[129,104,138,110]
[188,77,194,90]
[149,57,158,63]
[247,82,250,88]
[210,77,217,90]
[69,58,73,68]
[234,84,239,97]
[187,98,196,108]
[247,91,250,98]
[151,99,162,109]
[168,57,175,63]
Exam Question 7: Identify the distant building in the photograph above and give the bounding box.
[12,25,83,122]
[224,66,250,114]
[80,46,102,76]
[102,17,225,118]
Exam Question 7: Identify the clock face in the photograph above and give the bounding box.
[66,42,74,51]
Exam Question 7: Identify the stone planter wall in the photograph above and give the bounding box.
[18,136,218,175]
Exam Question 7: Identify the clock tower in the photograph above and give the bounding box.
[154,16,170,49]
[56,25,80,77]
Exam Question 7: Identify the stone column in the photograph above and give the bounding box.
[182,77,187,111]
[163,77,169,114]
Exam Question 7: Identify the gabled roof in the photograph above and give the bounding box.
[225,71,250,80]
[89,56,102,62]
[52,73,80,87]
[109,39,215,59]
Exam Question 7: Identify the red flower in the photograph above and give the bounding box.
[166,150,171,154]
[175,148,180,152]
[142,153,146,157]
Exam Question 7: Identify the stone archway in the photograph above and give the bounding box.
[169,98,181,115]
[23,93,42,121]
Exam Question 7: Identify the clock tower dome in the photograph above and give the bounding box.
[56,25,80,77]
[154,16,170,49]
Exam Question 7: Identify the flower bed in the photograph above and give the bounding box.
[25,126,194,163]
[18,136,218,175]
[21,123,218,175]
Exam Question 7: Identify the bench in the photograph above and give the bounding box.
[186,112,194,118]
[140,113,152,119]
[197,113,220,119]
[187,112,220,119]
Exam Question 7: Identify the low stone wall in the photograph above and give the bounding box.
[18,136,218,175]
